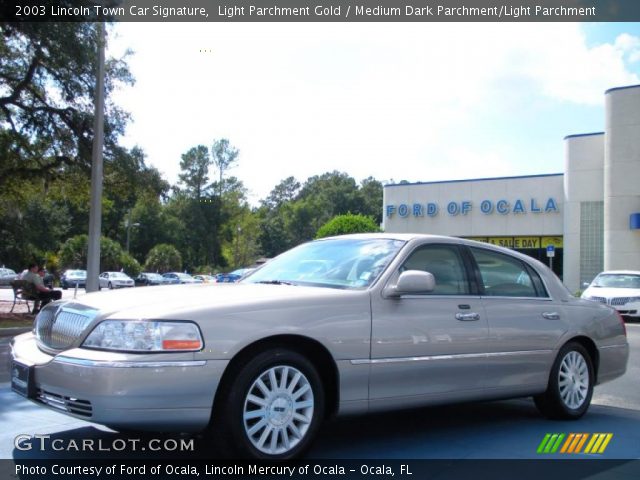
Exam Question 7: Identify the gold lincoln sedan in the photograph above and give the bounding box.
[11,234,628,459]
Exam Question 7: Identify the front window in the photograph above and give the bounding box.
[400,244,470,295]
[244,237,405,289]
[593,273,640,289]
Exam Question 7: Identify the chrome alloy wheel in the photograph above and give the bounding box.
[243,365,314,456]
[558,351,589,410]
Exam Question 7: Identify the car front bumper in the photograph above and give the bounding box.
[11,332,227,432]
[612,302,640,319]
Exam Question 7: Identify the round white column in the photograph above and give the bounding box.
[604,85,640,271]
[563,133,604,292]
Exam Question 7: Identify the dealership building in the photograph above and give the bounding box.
[383,84,640,293]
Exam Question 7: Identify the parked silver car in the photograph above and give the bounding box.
[162,272,199,284]
[11,234,629,459]
[0,267,18,287]
[60,269,87,290]
[98,271,134,289]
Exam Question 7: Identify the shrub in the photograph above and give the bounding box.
[316,213,381,239]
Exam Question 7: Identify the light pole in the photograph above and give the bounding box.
[125,217,140,253]
[86,21,105,293]
[235,226,242,267]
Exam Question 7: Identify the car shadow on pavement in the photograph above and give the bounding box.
[8,399,640,460]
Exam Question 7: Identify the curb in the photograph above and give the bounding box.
[0,327,31,338]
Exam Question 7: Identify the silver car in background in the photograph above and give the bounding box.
[11,234,629,459]
[98,271,134,289]
[0,267,18,287]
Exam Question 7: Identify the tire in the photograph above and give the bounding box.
[217,349,325,460]
[62,284,68,290]
[534,342,594,420]
[108,282,113,289]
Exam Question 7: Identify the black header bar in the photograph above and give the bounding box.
[2,0,640,22]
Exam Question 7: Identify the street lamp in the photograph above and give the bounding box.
[125,218,140,253]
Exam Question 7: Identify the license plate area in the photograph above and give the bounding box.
[11,361,35,398]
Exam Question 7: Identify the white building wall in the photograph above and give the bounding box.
[604,85,640,271]
[563,133,605,292]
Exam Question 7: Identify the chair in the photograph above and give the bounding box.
[10,280,39,313]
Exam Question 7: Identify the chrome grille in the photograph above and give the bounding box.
[36,389,92,417]
[588,296,607,304]
[36,304,96,350]
[610,297,632,306]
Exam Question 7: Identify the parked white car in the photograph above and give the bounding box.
[582,270,640,320]
[98,271,134,289]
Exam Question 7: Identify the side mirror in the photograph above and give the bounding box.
[384,270,436,298]
[582,282,590,288]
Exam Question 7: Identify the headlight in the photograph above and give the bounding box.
[83,320,203,352]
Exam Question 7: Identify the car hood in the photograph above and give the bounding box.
[61,283,360,320]
[583,287,640,298]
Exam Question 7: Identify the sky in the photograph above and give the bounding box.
[108,22,640,205]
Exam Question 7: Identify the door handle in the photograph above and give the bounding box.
[455,312,480,321]
[542,312,560,320]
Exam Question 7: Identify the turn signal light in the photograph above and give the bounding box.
[163,339,202,350]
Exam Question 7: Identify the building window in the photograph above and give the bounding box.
[580,201,604,285]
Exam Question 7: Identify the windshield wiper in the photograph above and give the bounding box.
[255,280,296,286]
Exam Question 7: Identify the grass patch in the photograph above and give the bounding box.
[0,313,34,328]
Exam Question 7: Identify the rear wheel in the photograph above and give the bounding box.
[216,349,324,459]
[534,342,594,419]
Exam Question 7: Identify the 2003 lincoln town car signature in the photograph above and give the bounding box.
[11,234,628,459]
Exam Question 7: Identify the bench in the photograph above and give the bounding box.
[10,280,40,313]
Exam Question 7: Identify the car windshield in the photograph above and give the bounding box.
[67,270,86,278]
[593,273,640,289]
[176,273,193,279]
[244,237,405,290]
[112,272,129,279]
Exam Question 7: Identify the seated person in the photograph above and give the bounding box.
[21,263,62,314]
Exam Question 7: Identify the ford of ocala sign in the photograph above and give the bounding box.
[386,198,560,218]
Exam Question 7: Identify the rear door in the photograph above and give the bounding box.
[468,246,565,391]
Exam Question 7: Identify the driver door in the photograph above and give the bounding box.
[369,243,488,405]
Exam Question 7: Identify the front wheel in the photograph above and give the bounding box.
[534,342,594,419]
[218,349,325,459]
[108,282,113,289]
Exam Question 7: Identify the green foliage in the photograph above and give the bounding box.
[211,138,239,197]
[178,145,211,199]
[144,244,182,273]
[0,23,133,185]
[120,252,141,278]
[58,234,132,272]
[0,179,72,270]
[316,214,381,239]
[43,252,61,277]
[258,172,384,257]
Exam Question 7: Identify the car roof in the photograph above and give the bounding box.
[323,233,452,242]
